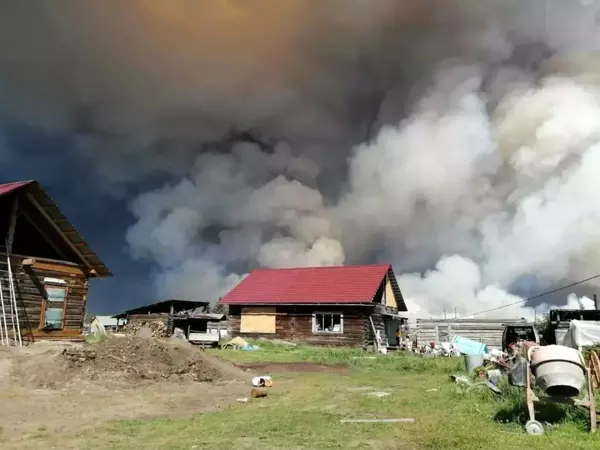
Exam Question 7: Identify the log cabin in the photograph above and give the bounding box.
[0,180,111,343]
[220,264,408,349]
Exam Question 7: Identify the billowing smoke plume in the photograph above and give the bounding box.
[2,1,600,319]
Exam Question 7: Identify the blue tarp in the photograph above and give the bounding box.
[452,335,488,355]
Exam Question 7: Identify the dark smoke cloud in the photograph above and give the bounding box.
[2,1,600,318]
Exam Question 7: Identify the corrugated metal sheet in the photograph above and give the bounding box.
[220,264,406,308]
[0,180,111,277]
[92,316,121,327]
[416,318,529,349]
[0,180,34,195]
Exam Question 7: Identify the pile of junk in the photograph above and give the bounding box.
[449,321,600,435]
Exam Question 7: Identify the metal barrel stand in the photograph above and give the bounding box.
[525,346,597,435]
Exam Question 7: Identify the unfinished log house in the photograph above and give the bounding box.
[0,180,111,344]
[220,264,408,349]
[415,318,530,349]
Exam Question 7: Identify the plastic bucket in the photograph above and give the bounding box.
[464,354,484,374]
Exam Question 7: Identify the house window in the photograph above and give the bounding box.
[312,313,343,333]
[42,284,67,330]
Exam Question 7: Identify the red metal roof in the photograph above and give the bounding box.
[0,180,34,195]
[220,264,393,305]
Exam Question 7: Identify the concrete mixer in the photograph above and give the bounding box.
[524,345,596,435]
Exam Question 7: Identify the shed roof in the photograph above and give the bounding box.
[112,299,209,319]
[220,264,406,309]
[92,316,122,327]
[0,180,111,277]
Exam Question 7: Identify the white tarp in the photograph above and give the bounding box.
[561,320,600,350]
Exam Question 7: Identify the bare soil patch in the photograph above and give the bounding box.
[236,361,349,374]
[0,337,250,442]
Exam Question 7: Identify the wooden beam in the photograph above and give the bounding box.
[32,261,85,276]
[25,193,93,271]
[6,196,18,252]
[22,258,36,266]
[20,209,71,262]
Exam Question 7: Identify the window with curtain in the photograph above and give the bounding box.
[43,285,67,330]
[312,313,343,333]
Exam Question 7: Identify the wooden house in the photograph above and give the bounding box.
[0,180,111,343]
[219,264,408,348]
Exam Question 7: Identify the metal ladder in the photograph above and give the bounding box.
[0,249,22,347]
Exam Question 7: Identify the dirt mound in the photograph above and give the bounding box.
[13,336,246,388]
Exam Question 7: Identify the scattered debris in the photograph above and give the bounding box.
[450,374,473,387]
[222,336,259,350]
[340,418,416,424]
[367,391,391,397]
[251,376,273,387]
[257,338,297,347]
[236,398,249,403]
[241,345,259,351]
[417,341,461,357]
[89,317,108,336]
[426,388,439,392]
[171,327,187,341]
[486,369,502,384]
[250,388,268,398]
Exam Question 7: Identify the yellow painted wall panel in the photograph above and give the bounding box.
[240,306,276,333]
[385,276,398,308]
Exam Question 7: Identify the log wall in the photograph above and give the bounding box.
[416,318,529,349]
[0,253,90,341]
[229,305,370,347]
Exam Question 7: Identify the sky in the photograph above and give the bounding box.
[0,122,152,314]
[2,1,600,320]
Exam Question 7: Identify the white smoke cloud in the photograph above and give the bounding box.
[3,2,600,315]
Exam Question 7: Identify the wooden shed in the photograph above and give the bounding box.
[0,180,111,344]
[416,318,530,349]
[219,264,408,348]
[113,299,227,345]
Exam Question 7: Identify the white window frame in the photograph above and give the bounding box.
[312,312,344,334]
[42,281,68,330]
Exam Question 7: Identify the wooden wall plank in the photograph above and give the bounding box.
[0,253,90,342]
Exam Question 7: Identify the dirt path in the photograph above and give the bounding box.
[235,361,349,374]
[0,381,248,440]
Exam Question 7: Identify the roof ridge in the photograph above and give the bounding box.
[250,263,391,272]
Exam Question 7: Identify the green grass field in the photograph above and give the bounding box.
[10,341,600,450]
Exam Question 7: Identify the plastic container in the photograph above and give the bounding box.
[452,335,488,355]
[529,345,586,398]
[509,356,527,387]
[464,354,485,374]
